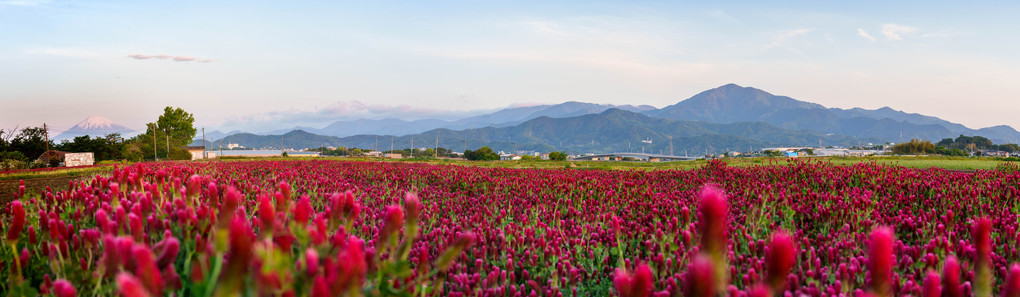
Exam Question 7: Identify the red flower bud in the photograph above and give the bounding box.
[225,214,254,277]
[973,217,993,269]
[922,271,940,297]
[132,245,163,295]
[403,192,422,228]
[697,184,728,255]
[258,194,275,232]
[116,272,154,297]
[765,230,796,291]
[293,195,313,225]
[305,248,319,276]
[53,279,77,297]
[943,256,961,297]
[6,200,25,241]
[684,255,716,297]
[868,227,895,297]
[1003,265,1020,297]
[153,236,180,270]
[615,263,654,297]
[378,205,404,242]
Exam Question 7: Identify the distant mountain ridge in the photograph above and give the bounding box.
[54,116,136,141]
[199,84,1020,152]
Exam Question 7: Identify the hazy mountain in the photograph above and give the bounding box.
[216,130,346,149]
[327,109,875,154]
[54,116,136,141]
[645,84,1020,144]
[267,102,659,138]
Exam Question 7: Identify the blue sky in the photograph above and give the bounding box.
[3,0,1020,134]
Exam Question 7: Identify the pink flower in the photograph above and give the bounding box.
[922,271,940,297]
[53,279,77,297]
[973,217,993,268]
[258,194,275,232]
[615,263,654,297]
[153,236,180,270]
[765,230,796,291]
[378,205,404,242]
[116,272,153,297]
[868,227,896,296]
[943,256,961,297]
[293,195,313,225]
[684,255,716,297]
[697,184,728,255]
[132,245,163,295]
[1003,265,1020,297]
[403,192,423,228]
[6,200,25,241]
[305,248,320,276]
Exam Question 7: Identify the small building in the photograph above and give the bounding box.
[364,151,383,157]
[37,151,94,167]
[185,146,211,160]
[385,153,403,159]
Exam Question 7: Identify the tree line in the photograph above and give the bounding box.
[1,107,197,170]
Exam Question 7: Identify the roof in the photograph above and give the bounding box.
[38,150,70,161]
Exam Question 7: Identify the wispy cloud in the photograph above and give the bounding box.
[761,29,811,57]
[857,28,877,42]
[0,0,51,6]
[881,23,916,41]
[127,54,212,63]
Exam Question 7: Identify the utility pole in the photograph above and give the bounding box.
[669,136,674,156]
[375,136,378,153]
[202,127,206,159]
[435,133,438,158]
[166,133,170,160]
[43,123,49,152]
[151,124,157,161]
[391,137,394,154]
[410,137,414,158]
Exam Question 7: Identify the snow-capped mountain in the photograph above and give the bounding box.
[53,116,136,141]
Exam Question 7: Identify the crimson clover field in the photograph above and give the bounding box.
[2,159,1020,296]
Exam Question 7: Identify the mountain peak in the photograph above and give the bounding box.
[76,115,117,130]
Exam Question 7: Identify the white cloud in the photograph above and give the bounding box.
[857,28,877,42]
[881,23,916,41]
[761,29,811,57]
[127,54,212,63]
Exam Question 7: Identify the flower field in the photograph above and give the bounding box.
[2,159,1020,296]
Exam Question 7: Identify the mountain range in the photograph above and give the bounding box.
[198,84,1020,154]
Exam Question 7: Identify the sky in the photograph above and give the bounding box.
[2,0,1020,134]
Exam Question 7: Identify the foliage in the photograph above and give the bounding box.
[891,139,937,155]
[56,133,126,161]
[153,106,197,148]
[463,146,499,161]
[548,151,568,161]
[5,127,54,161]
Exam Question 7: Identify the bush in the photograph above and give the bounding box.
[0,159,27,171]
[998,162,1020,174]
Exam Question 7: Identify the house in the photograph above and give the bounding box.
[385,153,403,159]
[185,146,211,160]
[364,151,383,157]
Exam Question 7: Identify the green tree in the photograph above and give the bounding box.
[8,127,53,160]
[891,139,937,155]
[138,107,197,160]
[548,151,567,161]
[464,146,499,161]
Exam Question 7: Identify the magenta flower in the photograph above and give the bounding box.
[614,263,654,297]
[922,271,940,297]
[697,184,728,255]
[868,227,895,297]
[6,200,25,242]
[293,195,313,225]
[765,230,796,291]
[684,255,716,297]
[116,273,153,297]
[1003,265,1020,297]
